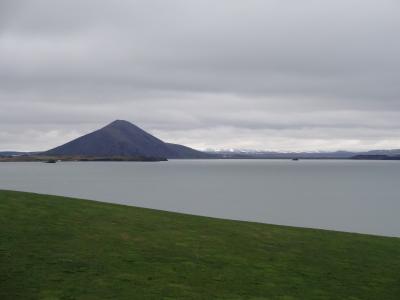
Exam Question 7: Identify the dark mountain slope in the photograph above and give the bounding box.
[45,120,210,159]
[165,143,212,158]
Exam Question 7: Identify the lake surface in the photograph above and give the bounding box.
[1,159,399,237]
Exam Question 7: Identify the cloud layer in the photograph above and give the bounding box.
[1,0,399,151]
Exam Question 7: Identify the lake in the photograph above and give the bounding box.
[1,159,399,237]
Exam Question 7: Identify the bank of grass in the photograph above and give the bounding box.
[0,190,399,300]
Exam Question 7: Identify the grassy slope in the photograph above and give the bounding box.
[0,190,399,300]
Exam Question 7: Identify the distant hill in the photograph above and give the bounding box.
[364,149,400,156]
[0,151,26,157]
[206,149,400,159]
[44,120,210,159]
[0,151,40,157]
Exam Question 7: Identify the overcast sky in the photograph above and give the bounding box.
[1,0,399,151]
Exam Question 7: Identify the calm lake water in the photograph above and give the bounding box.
[1,159,399,237]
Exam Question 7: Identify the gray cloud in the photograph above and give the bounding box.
[1,0,399,151]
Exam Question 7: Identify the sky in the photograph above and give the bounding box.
[1,0,400,152]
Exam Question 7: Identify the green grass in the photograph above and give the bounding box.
[1,190,399,300]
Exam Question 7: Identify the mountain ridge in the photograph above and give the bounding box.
[44,120,210,159]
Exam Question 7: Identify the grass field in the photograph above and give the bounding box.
[1,190,399,299]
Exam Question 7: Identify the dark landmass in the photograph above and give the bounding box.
[351,154,400,160]
[44,159,57,163]
[44,120,211,159]
[165,142,212,158]
[1,190,399,299]
[0,155,167,162]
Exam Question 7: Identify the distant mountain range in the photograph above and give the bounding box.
[44,120,210,159]
[205,149,400,159]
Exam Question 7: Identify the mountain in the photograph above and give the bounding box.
[44,120,210,159]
